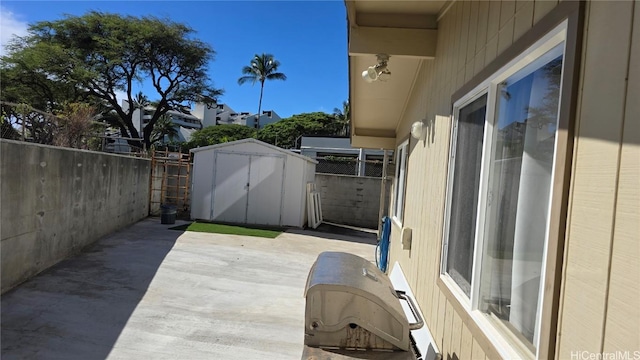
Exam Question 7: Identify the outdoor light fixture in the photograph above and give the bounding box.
[362,54,391,83]
[411,119,426,140]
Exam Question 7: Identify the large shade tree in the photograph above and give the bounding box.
[237,53,286,128]
[1,12,222,148]
[1,35,86,143]
[256,112,343,149]
[188,124,256,148]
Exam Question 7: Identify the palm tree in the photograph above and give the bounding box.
[333,100,350,136]
[238,53,286,128]
[132,91,150,111]
[151,114,179,144]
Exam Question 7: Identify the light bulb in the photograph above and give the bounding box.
[411,120,425,139]
[362,69,374,83]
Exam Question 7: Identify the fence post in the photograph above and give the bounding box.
[357,148,366,176]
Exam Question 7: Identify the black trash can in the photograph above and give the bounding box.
[160,205,177,224]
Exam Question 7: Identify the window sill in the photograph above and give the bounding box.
[436,276,534,360]
[438,273,471,309]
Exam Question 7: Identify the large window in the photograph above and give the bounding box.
[441,23,567,356]
[393,140,409,223]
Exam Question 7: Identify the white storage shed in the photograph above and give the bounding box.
[190,139,317,227]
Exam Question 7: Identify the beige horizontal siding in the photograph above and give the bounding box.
[557,1,639,358]
[387,1,562,359]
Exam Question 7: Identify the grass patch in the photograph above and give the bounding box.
[169,222,282,239]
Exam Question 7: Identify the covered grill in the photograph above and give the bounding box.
[302,252,425,359]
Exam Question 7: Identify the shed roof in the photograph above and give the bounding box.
[189,138,318,164]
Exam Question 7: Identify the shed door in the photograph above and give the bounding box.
[192,152,216,220]
[212,152,284,225]
[212,153,250,222]
[246,155,284,226]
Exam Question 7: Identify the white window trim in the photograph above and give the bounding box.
[440,89,491,302]
[392,140,409,226]
[439,20,569,360]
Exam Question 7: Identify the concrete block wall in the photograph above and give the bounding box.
[316,174,387,229]
[0,140,151,293]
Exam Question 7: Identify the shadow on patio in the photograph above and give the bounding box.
[1,219,182,360]
[287,222,378,245]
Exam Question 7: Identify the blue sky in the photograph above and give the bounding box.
[0,1,348,118]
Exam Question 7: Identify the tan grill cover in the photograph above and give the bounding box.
[303,252,410,351]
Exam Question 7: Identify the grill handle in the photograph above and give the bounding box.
[396,290,424,330]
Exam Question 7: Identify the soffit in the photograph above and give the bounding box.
[354,0,446,17]
[350,55,421,132]
[347,0,446,149]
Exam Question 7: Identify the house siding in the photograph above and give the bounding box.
[557,1,640,357]
[602,3,640,354]
[385,1,638,359]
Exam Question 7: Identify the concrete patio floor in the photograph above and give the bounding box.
[1,218,377,360]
